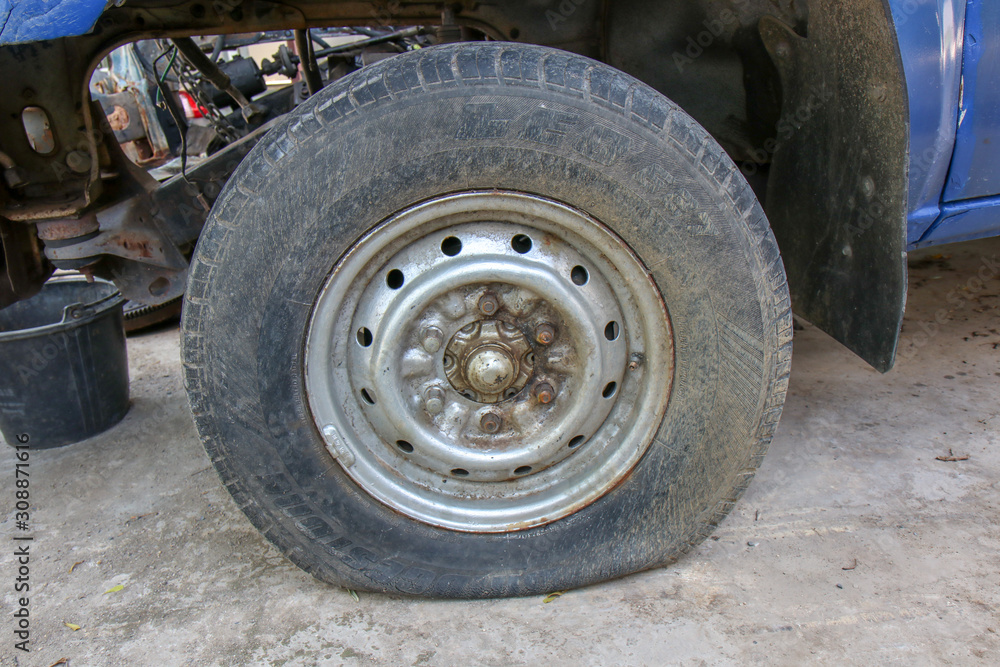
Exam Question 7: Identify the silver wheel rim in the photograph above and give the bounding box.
[305,191,674,532]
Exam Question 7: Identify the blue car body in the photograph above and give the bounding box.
[895,0,1000,248]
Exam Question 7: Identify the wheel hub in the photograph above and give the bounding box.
[445,319,533,403]
[304,191,674,532]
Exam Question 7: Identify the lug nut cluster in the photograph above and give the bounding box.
[420,290,560,432]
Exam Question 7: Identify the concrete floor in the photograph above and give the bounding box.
[2,236,998,666]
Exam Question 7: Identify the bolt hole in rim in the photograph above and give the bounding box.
[386,269,405,289]
[441,236,463,256]
[357,327,373,347]
[605,321,620,341]
[511,234,532,254]
[305,191,674,532]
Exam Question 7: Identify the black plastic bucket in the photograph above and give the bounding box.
[0,277,129,449]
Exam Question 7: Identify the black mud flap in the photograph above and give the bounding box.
[760,0,908,372]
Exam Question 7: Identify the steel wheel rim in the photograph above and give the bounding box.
[305,191,674,532]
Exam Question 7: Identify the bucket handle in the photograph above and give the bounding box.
[60,289,124,324]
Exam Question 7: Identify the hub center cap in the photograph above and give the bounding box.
[465,346,516,395]
[444,319,533,403]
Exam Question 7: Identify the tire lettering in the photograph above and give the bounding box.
[636,164,717,236]
[634,163,676,191]
[571,124,632,166]
[455,103,513,139]
[521,108,579,146]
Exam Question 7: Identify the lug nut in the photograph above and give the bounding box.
[478,292,499,316]
[421,326,443,353]
[534,323,555,345]
[424,386,445,416]
[534,382,555,404]
[480,412,502,433]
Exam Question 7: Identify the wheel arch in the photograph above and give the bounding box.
[599,0,908,372]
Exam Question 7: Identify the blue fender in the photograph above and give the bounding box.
[889,0,966,245]
[0,0,107,45]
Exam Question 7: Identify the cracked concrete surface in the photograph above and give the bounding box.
[1,236,998,666]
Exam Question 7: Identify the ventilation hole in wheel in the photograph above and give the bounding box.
[568,435,586,449]
[571,265,589,286]
[461,391,475,400]
[511,234,532,254]
[602,381,617,398]
[525,351,535,365]
[386,269,405,289]
[356,327,373,347]
[604,321,620,341]
[451,468,469,477]
[504,388,518,399]
[514,465,532,475]
[396,440,414,453]
[360,388,375,404]
[441,236,462,256]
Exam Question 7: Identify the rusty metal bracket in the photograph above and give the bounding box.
[42,197,188,270]
[33,116,274,305]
